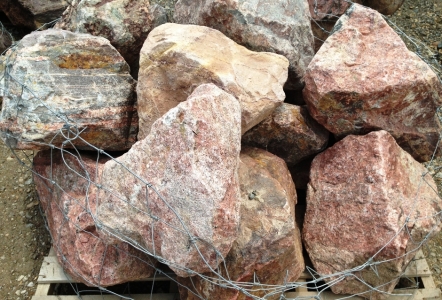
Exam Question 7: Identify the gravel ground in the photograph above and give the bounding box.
[0,0,441,299]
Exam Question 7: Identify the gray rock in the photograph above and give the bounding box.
[55,0,167,77]
[0,29,137,151]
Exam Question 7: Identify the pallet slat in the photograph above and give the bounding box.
[33,249,440,300]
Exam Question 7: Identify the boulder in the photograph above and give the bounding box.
[33,150,157,286]
[97,84,242,277]
[55,0,167,78]
[242,104,329,166]
[303,130,442,299]
[173,0,314,90]
[0,29,137,151]
[303,4,442,162]
[137,23,288,140]
[0,0,68,29]
[179,147,304,300]
[308,1,403,52]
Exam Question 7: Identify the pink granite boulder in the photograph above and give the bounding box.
[303,130,442,299]
[179,147,304,300]
[97,83,242,277]
[33,150,157,287]
[136,23,288,139]
[173,0,314,90]
[303,4,442,162]
[0,29,137,151]
[242,103,329,166]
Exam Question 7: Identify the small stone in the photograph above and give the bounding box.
[16,275,24,282]
[26,282,34,288]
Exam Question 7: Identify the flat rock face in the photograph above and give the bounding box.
[136,23,288,139]
[242,103,329,166]
[33,150,157,287]
[173,0,314,90]
[0,29,137,151]
[19,0,69,26]
[55,0,167,77]
[179,147,304,300]
[97,84,242,277]
[303,130,442,299]
[303,4,442,162]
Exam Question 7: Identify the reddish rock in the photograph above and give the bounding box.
[173,0,314,90]
[303,4,442,162]
[55,0,167,78]
[303,130,442,299]
[308,1,403,52]
[137,23,288,139]
[308,0,359,20]
[0,29,137,151]
[179,147,304,300]
[0,0,68,29]
[242,104,329,166]
[97,84,242,277]
[33,150,157,286]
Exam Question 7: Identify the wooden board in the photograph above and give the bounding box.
[32,249,441,300]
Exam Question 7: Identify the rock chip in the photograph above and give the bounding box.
[173,0,314,90]
[0,29,137,151]
[179,147,304,300]
[303,130,442,299]
[242,103,329,166]
[97,84,242,277]
[0,0,68,29]
[33,150,157,286]
[303,4,442,162]
[137,22,288,139]
[55,0,167,78]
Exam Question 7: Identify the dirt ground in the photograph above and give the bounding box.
[0,0,441,299]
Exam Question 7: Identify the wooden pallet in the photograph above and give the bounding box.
[33,249,440,300]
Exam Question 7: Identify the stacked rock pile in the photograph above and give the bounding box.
[0,1,441,299]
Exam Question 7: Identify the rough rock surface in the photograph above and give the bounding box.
[173,0,314,90]
[308,1,404,52]
[303,4,442,162]
[308,0,360,21]
[364,0,404,15]
[303,130,442,299]
[0,0,68,29]
[55,0,167,78]
[179,147,304,300]
[137,23,288,139]
[0,29,137,151]
[242,103,329,166]
[97,84,242,277]
[0,25,13,54]
[33,150,157,286]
